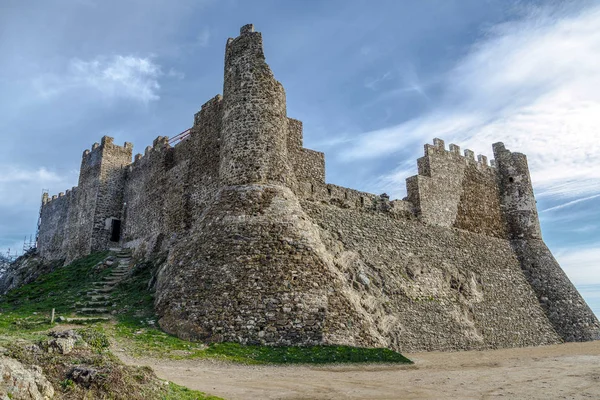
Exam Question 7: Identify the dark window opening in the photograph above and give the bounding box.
[509,177,514,183]
[110,219,122,242]
[327,188,332,196]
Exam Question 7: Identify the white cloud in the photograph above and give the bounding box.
[0,165,76,208]
[34,55,165,103]
[338,5,600,201]
[555,244,600,285]
[0,165,77,256]
[541,194,600,213]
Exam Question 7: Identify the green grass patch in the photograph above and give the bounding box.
[204,342,412,364]
[107,258,412,364]
[163,382,222,400]
[0,251,109,316]
[0,252,109,343]
[113,320,412,364]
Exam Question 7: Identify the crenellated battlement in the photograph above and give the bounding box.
[41,186,75,207]
[80,136,133,171]
[407,138,507,237]
[128,135,174,171]
[423,138,495,172]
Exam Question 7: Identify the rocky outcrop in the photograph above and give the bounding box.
[0,251,61,296]
[0,356,54,400]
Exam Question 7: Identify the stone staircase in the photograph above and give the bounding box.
[75,248,133,316]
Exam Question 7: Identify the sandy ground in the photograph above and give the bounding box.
[117,341,600,400]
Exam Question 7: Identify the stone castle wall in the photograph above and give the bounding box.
[36,24,600,352]
[301,200,561,351]
[406,138,506,238]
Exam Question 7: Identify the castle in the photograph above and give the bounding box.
[37,25,600,351]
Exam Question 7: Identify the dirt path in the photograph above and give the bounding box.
[117,341,600,399]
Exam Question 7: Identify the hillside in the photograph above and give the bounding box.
[0,251,411,399]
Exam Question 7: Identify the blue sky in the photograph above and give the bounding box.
[1,0,599,314]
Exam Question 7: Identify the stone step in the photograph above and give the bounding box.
[108,274,128,279]
[62,316,111,324]
[103,277,122,282]
[77,308,108,315]
[106,276,126,280]
[77,300,111,307]
[88,287,113,294]
[91,283,115,289]
[104,273,125,278]
[107,271,128,276]
[88,295,110,301]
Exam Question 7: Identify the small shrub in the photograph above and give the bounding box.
[60,378,75,391]
[77,327,110,351]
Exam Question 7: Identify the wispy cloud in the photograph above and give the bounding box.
[336,4,600,201]
[364,71,392,90]
[0,165,76,208]
[542,194,600,213]
[0,165,77,254]
[555,243,600,285]
[34,55,167,103]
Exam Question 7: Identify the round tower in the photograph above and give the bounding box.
[493,142,542,239]
[219,24,294,186]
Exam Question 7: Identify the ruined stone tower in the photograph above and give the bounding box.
[493,143,599,342]
[36,25,600,352]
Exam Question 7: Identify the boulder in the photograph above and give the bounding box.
[45,330,81,354]
[68,366,98,388]
[0,356,54,399]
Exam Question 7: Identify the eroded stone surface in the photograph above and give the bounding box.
[0,356,54,400]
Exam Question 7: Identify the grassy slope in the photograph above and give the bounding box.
[0,251,411,368]
[0,253,218,400]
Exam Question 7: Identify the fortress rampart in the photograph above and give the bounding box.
[37,25,600,351]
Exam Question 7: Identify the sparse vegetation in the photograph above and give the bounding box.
[108,256,412,364]
[0,251,411,398]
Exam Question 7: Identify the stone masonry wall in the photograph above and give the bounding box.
[286,118,325,187]
[302,200,562,351]
[39,138,132,262]
[122,137,172,256]
[36,24,600,352]
[91,136,132,252]
[64,142,102,261]
[121,95,223,257]
[220,25,294,187]
[38,192,70,260]
[407,138,507,238]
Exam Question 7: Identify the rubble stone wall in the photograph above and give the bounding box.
[406,138,507,238]
[36,24,600,351]
[38,192,70,260]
